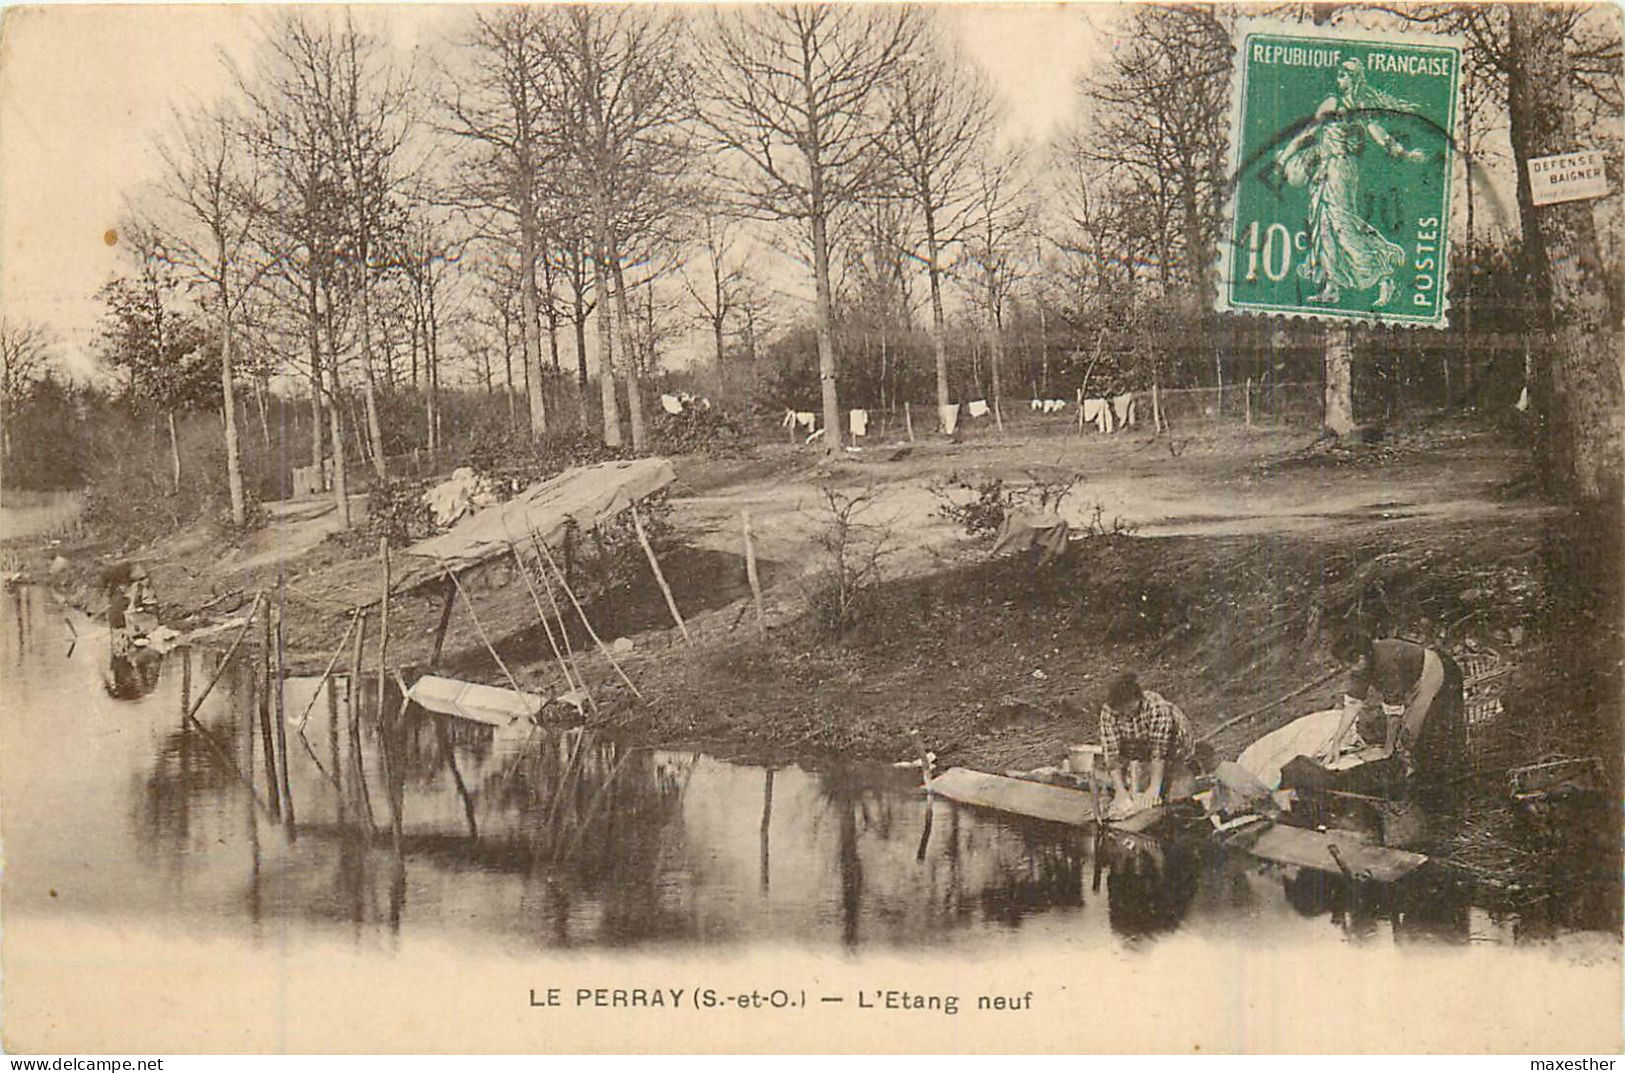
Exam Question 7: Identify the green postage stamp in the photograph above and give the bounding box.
[1219,21,1462,326]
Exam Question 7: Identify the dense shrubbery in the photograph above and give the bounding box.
[648,405,752,457]
[356,475,436,548]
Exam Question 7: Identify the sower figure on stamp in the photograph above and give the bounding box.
[1274,57,1429,308]
[1099,672,1200,820]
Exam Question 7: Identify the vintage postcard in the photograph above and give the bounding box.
[0,1,1620,1057]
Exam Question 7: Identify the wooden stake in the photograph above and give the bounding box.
[377,538,390,725]
[446,568,526,697]
[258,602,282,820]
[532,547,594,714]
[909,728,933,790]
[428,577,456,667]
[741,510,765,636]
[533,536,642,699]
[347,609,375,836]
[273,601,295,831]
[182,593,262,723]
[291,608,359,731]
[511,544,588,705]
[1245,376,1253,427]
[630,504,689,642]
[904,401,914,442]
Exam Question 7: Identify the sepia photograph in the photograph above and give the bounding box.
[0,1,1620,1056]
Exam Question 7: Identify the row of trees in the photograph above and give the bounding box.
[21,3,1622,525]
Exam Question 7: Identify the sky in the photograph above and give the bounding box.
[0,3,1104,381]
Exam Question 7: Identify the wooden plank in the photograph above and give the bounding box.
[927,768,1164,832]
[1231,823,1427,883]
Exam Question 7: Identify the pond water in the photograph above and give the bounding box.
[1,585,1615,959]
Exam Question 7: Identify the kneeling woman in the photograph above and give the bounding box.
[1299,634,1467,800]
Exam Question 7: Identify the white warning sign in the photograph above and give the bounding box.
[1527,150,1611,207]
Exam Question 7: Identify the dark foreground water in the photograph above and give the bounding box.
[1,585,1615,957]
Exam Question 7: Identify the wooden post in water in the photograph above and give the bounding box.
[272,598,295,831]
[428,577,456,667]
[348,609,376,836]
[630,504,690,642]
[741,510,765,636]
[259,607,282,820]
[376,538,402,854]
[377,538,390,726]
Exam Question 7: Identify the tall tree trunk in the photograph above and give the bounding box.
[985,264,1005,431]
[612,257,646,452]
[1506,7,1624,502]
[501,308,516,430]
[810,201,843,451]
[215,242,246,529]
[574,307,591,431]
[1038,302,1050,396]
[543,256,562,372]
[426,277,439,454]
[358,271,388,479]
[1323,324,1356,436]
[322,287,350,528]
[591,224,620,445]
[167,410,182,494]
[926,218,951,421]
[713,319,726,404]
[307,281,325,480]
[520,215,548,439]
[255,378,272,453]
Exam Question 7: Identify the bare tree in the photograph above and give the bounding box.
[701,5,924,450]
[322,11,416,477]
[962,145,1033,429]
[98,219,212,492]
[543,6,696,451]
[440,7,554,439]
[152,100,269,528]
[679,193,751,403]
[0,318,55,466]
[243,11,353,523]
[880,32,999,423]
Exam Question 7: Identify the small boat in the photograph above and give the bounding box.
[926,767,1167,833]
[406,674,543,726]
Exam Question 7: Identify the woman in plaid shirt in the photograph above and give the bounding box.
[1099,672,1199,818]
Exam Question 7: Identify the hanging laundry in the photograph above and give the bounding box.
[1082,398,1114,433]
[1030,399,1043,412]
[967,399,989,418]
[939,403,960,435]
[781,409,797,429]
[805,426,826,444]
[1044,398,1068,414]
[660,393,684,415]
[849,409,869,437]
[1111,391,1136,429]
[796,411,817,429]
[1515,386,1530,413]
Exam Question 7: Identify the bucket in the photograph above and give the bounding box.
[1067,744,1103,776]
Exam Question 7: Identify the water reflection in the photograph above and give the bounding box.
[0,589,1617,956]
